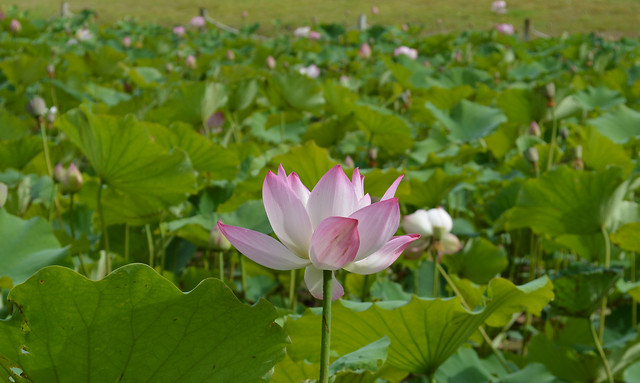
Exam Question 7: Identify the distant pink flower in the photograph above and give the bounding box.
[308,31,321,40]
[491,1,507,14]
[495,23,514,35]
[242,10,248,18]
[371,6,379,14]
[9,19,20,33]
[122,36,132,48]
[218,165,419,300]
[529,121,541,137]
[173,25,185,37]
[299,64,320,78]
[189,16,206,28]
[394,46,418,60]
[359,42,372,59]
[339,75,350,86]
[402,23,408,32]
[185,54,197,69]
[226,50,235,61]
[266,55,276,69]
[294,26,310,38]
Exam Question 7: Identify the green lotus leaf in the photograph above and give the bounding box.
[0,264,287,382]
[611,222,640,253]
[442,237,508,284]
[587,105,640,144]
[426,100,507,143]
[573,86,626,111]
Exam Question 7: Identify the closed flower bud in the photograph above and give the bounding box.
[573,145,582,160]
[209,226,231,251]
[266,55,276,69]
[26,97,47,118]
[524,146,539,164]
[439,233,462,254]
[46,64,55,78]
[0,182,7,208]
[185,55,197,69]
[426,207,453,240]
[122,35,132,48]
[529,121,541,137]
[544,82,556,99]
[54,163,66,183]
[10,19,21,33]
[560,127,569,140]
[344,155,355,168]
[63,163,83,194]
[165,62,174,73]
[402,209,434,237]
[359,42,371,59]
[226,50,235,61]
[47,106,58,124]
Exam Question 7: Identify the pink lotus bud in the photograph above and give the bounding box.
[209,226,231,251]
[524,147,539,164]
[0,182,6,209]
[206,111,225,133]
[491,1,507,14]
[165,62,174,73]
[64,163,83,194]
[439,233,462,255]
[544,82,556,99]
[402,23,408,32]
[344,155,355,168]
[122,36,132,48]
[242,10,248,18]
[185,55,197,69]
[359,42,371,59]
[371,6,379,14]
[293,26,310,38]
[266,55,276,70]
[173,26,185,37]
[339,75,350,86]
[495,23,514,35]
[226,50,235,61]
[26,97,47,118]
[10,19,21,33]
[394,46,418,60]
[46,64,55,78]
[424,60,431,67]
[299,64,320,79]
[529,121,541,137]
[189,16,206,28]
[54,163,66,183]
[308,31,321,40]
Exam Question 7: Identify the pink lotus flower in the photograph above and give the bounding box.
[122,36,132,48]
[308,31,321,40]
[189,16,206,28]
[394,46,418,60]
[491,1,507,14]
[299,64,320,79]
[266,55,276,69]
[495,23,514,35]
[9,19,20,33]
[242,10,248,18]
[359,42,372,59]
[185,54,197,69]
[218,165,420,300]
[173,26,185,37]
[371,6,379,14]
[529,121,541,137]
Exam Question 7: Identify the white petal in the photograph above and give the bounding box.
[426,207,453,232]
[402,209,433,236]
[307,165,359,228]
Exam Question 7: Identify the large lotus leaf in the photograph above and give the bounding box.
[285,277,553,375]
[442,237,508,284]
[354,104,413,154]
[576,126,634,176]
[58,109,196,210]
[0,109,30,140]
[403,168,472,208]
[85,83,132,107]
[551,264,622,317]
[501,166,626,236]
[0,264,287,382]
[0,136,42,171]
[271,141,338,186]
[527,334,600,383]
[267,73,325,114]
[553,233,605,262]
[496,88,547,126]
[587,105,640,144]
[0,54,47,86]
[144,121,239,180]
[611,222,640,253]
[426,100,507,143]
[573,86,626,111]
[0,210,68,285]
[148,82,228,125]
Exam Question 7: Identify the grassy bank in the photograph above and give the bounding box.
[3,0,640,38]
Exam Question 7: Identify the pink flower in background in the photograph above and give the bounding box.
[394,46,418,60]
[308,31,321,40]
[299,64,320,78]
[226,50,235,60]
[242,10,248,18]
[491,1,507,14]
[173,25,185,37]
[189,16,206,28]
[359,42,372,59]
[122,36,132,48]
[293,26,311,38]
[9,19,21,33]
[266,55,276,69]
[185,54,197,69]
[206,111,225,133]
[371,5,379,14]
[218,165,419,300]
[402,23,408,32]
[529,121,541,137]
[402,207,462,258]
[496,23,514,35]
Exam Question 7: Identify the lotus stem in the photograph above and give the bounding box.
[39,117,53,178]
[589,316,614,383]
[436,263,512,373]
[546,105,557,171]
[361,274,369,302]
[124,224,130,264]
[599,225,611,341]
[319,270,332,383]
[432,253,439,297]
[289,269,297,309]
[239,253,247,294]
[632,252,637,328]
[69,193,88,276]
[218,251,224,281]
[146,224,154,268]
[96,180,111,274]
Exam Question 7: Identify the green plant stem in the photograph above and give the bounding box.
[599,225,611,341]
[96,180,111,274]
[39,117,53,178]
[69,193,88,276]
[124,224,130,264]
[436,263,512,373]
[432,255,439,297]
[218,251,224,281]
[633,252,637,328]
[289,269,297,309]
[427,373,437,383]
[239,253,247,294]
[361,274,369,302]
[319,270,333,383]
[280,112,285,143]
[546,105,557,171]
[145,224,154,268]
[204,249,211,270]
[589,316,614,383]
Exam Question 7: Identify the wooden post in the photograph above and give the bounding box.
[60,2,71,17]
[358,14,367,31]
[199,7,207,17]
[524,18,531,41]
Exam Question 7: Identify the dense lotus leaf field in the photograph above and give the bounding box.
[1,7,640,383]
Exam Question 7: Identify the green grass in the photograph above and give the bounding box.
[3,0,640,38]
